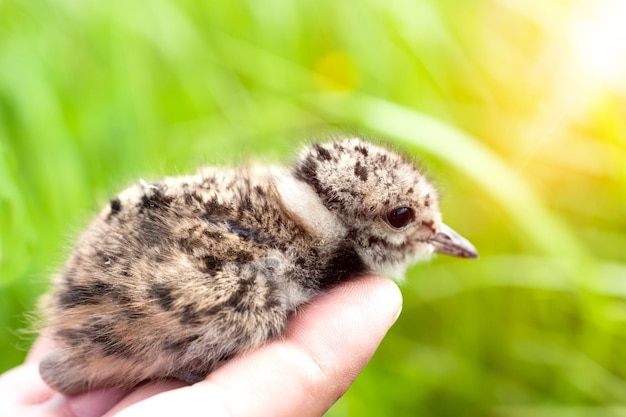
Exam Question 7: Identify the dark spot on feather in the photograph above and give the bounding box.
[226,248,253,263]
[355,145,369,157]
[314,144,332,161]
[56,329,85,345]
[263,280,283,310]
[226,220,255,240]
[92,332,114,351]
[197,304,222,317]
[317,242,368,289]
[295,157,323,197]
[80,321,133,356]
[139,217,169,247]
[264,296,283,310]
[339,187,365,200]
[201,176,217,189]
[179,303,203,326]
[184,191,201,205]
[148,283,175,311]
[354,161,368,182]
[63,266,77,286]
[164,334,201,352]
[139,188,173,212]
[226,276,256,312]
[125,308,147,320]
[173,369,206,384]
[108,198,121,218]
[254,185,266,196]
[204,198,229,217]
[239,195,253,214]
[90,280,132,304]
[201,255,224,273]
[58,284,103,309]
[367,235,384,247]
[203,230,223,240]
[96,250,119,268]
[118,284,137,305]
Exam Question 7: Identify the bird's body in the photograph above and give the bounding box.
[39,138,477,394]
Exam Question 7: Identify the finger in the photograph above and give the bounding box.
[0,363,126,417]
[0,363,54,406]
[214,275,403,416]
[0,335,59,406]
[102,380,187,416]
[0,336,127,417]
[107,275,402,417]
[0,333,60,406]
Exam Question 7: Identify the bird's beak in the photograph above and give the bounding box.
[430,223,478,259]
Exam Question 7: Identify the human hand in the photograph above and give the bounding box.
[0,275,402,417]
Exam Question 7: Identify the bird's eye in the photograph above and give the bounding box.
[385,207,415,229]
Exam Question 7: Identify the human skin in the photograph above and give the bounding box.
[0,275,402,417]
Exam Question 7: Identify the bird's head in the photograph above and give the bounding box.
[292,138,477,277]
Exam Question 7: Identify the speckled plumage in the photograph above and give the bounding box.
[39,138,477,394]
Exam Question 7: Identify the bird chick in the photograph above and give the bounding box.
[39,138,477,394]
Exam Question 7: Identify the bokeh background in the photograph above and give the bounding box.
[1,0,625,415]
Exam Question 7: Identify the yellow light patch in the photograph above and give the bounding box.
[314,51,359,92]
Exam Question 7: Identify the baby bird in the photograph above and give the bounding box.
[39,138,477,394]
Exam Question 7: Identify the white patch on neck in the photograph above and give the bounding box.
[271,168,347,242]
[378,245,435,282]
[382,263,409,282]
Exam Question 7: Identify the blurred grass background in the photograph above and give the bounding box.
[1,0,625,415]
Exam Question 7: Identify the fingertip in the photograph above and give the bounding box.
[288,274,403,343]
[0,363,55,406]
[349,274,403,325]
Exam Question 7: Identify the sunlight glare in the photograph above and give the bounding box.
[570,0,626,86]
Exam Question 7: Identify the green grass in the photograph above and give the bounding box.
[1,0,625,415]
